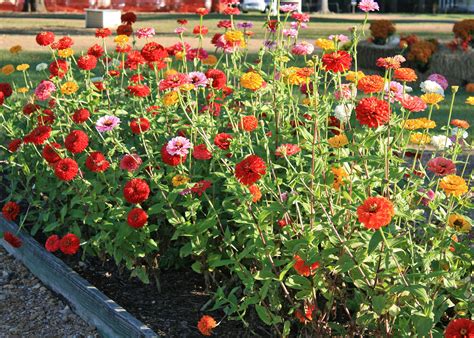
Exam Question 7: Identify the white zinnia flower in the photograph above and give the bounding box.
[334,104,354,123]
[420,80,444,96]
[36,63,48,72]
[431,135,453,150]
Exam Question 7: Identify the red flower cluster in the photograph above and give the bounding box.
[2,201,20,221]
[72,108,90,124]
[77,55,98,71]
[445,318,474,338]
[59,233,81,255]
[65,130,89,154]
[123,178,150,204]
[235,155,266,186]
[355,97,391,128]
[214,133,233,150]
[294,255,320,277]
[357,196,395,230]
[322,51,352,73]
[206,69,227,89]
[23,126,52,145]
[42,142,62,164]
[239,116,259,132]
[130,117,150,134]
[49,59,68,78]
[54,158,79,181]
[357,75,385,94]
[128,84,151,97]
[36,31,55,46]
[127,208,148,228]
[193,144,212,160]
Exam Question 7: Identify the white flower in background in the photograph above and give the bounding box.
[431,135,453,150]
[91,77,104,82]
[420,80,444,96]
[111,59,121,67]
[36,63,48,72]
[451,127,468,139]
[334,104,354,123]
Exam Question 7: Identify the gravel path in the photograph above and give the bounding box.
[0,246,98,337]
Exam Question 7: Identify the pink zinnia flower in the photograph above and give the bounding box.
[358,0,379,12]
[400,94,427,112]
[427,74,448,90]
[188,71,208,87]
[136,27,155,39]
[95,115,121,133]
[120,154,142,172]
[335,84,357,101]
[291,41,314,55]
[275,144,301,157]
[34,80,56,101]
[174,27,186,34]
[418,188,435,206]
[283,29,298,38]
[426,157,456,176]
[329,34,350,43]
[280,4,298,12]
[291,22,307,29]
[166,136,191,156]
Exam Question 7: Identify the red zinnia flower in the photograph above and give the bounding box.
[128,84,150,97]
[191,180,212,196]
[0,83,12,98]
[294,255,320,277]
[197,315,217,336]
[36,31,55,46]
[127,208,148,228]
[445,318,474,338]
[161,144,187,166]
[357,196,395,230]
[205,69,227,90]
[49,59,68,78]
[59,233,80,255]
[65,130,89,154]
[45,235,60,252]
[355,97,391,128]
[120,154,142,172]
[3,232,22,248]
[42,142,62,164]
[123,178,150,204]
[427,157,456,177]
[52,36,74,50]
[117,24,133,36]
[214,133,233,150]
[72,108,90,124]
[54,158,79,181]
[195,7,209,16]
[400,95,427,112]
[37,109,55,126]
[121,11,137,24]
[130,117,150,134]
[141,42,168,62]
[322,51,352,73]
[2,201,20,221]
[192,144,212,160]
[95,28,112,38]
[22,103,40,115]
[23,126,52,145]
[235,155,266,186]
[85,151,109,173]
[239,116,259,132]
[8,139,22,153]
[77,55,97,71]
[87,44,104,58]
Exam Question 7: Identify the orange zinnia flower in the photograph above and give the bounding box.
[439,175,468,196]
[248,184,262,203]
[393,68,418,82]
[451,119,470,129]
[197,315,217,336]
[357,75,385,94]
[357,196,395,230]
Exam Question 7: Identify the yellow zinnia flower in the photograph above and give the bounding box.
[421,93,444,107]
[403,119,423,130]
[440,175,468,196]
[17,87,29,94]
[58,48,74,58]
[1,64,15,75]
[345,71,365,83]
[328,134,349,148]
[180,83,195,91]
[448,214,471,233]
[203,55,217,66]
[409,132,431,145]
[224,30,244,43]
[16,64,30,71]
[172,175,190,187]
[114,34,129,45]
[163,91,179,106]
[314,38,335,51]
[240,71,264,91]
[466,96,474,105]
[60,81,79,95]
[9,45,22,54]
[331,166,348,190]
[275,55,290,63]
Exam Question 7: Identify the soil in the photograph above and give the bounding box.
[62,254,270,337]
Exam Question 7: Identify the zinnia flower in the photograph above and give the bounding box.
[65,130,89,154]
[123,178,150,204]
[357,196,395,230]
[394,68,417,82]
[136,27,155,39]
[192,144,212,160]
[54,158,79,181]
[120,154,142,172]
[355,97,391,128]
[322,51,352,73]
[410,133,431,145]
[400,95,427,112]
[59,233,80,255]
[96,115,121,133]
[334,104,354,123]
[331,166,348,190]
[45,235,60,252]
[85,152,109,173]
[2,201,20,221]
[448,214,471,233]
[439,175,468,196]
[235,155,266,186]
[427,73,448,90]
[357,75,385,94]
[239,116,259,132]
[127,208,148,228]
[214,133,233,150]
[427,157,456,176]
[291,41,314,55]
[431,135,453,150]
[328,134,349,148]
[34,80,56,101]
[3,232,22,248]
[240,72,264,90]
[197,315,217,336]
[444,318,474,338]
[166,136,192,156]
[358,0,379,12]
[130,118,150,134]
[172,175,190,187]
[275,144,301,157]
[421,93,444,106]
[421,80,444,95]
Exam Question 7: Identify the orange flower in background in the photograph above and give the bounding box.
[294,255,320,277]
[393,68,418,82]
[448,214,471,233]
[439,175,468,196]
[369,20,396,41]
[197,315,217,336]
[331,166,348,190]
[295,303,316,324]
[465,83,474,93]
[328,134,349,148]
[1,64,15,75]
[248,184,262,203]
[357,196,395,230]
[451,119,470,129]
[239,115,259,132]
[357,75,385,94]
[240,71,264,90]
[9,45,22,54]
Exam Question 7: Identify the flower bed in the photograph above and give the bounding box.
[1,2,473,336]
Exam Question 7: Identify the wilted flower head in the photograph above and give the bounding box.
[96,115,121,133]
[166,136,192,156]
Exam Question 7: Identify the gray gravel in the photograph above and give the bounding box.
[0,246,98,337]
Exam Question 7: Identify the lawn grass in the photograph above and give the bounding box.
[1,49,472,129]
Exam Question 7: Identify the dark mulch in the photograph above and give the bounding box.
[62,255,270,337]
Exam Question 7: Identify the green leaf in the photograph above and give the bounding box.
[372,295,386,315]
[367,230,383,255]
[413,315,433,337]
[255,304,272,326]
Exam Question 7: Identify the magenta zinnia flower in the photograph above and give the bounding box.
[291,41,314,55]
[166,136,191,156]
[34,80,56,101]
[136,28,155,39]
[427,74,448,90]
[95,115,121,133]
[358,0,379,12]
